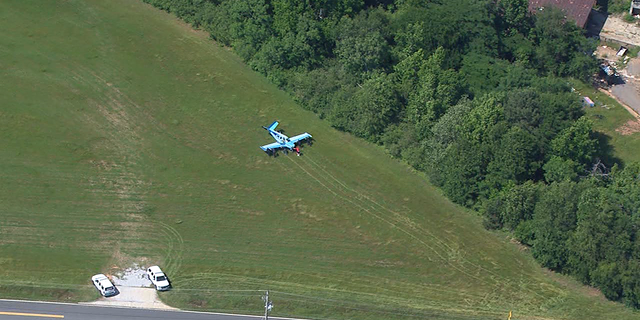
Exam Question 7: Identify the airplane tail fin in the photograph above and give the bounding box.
[266,121,279,131]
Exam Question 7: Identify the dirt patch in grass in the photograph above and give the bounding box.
[508,237,529,252]
[543,269,605,299]
[105,247,150,275]
[616,119,640,135]
[596,45,619,61]
[112,264,152,287]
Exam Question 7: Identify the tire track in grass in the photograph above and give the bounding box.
[158,222,184,276]
[169,272,507,318]
[137,135,541,317]
[303,154,489,267]
[170,270,491,305]
[302,154,546,288]
[286,156,462,264]
[156,226,176,274]
[302,154,457,249]
[156,155,540,316]
[64,67,158,273]
[290,155,548,309]
[283,156,488,282]
[270,291,510,320]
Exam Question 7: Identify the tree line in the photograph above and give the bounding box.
[143,0,640,308]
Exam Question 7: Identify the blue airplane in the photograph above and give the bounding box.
[260,121,312,155]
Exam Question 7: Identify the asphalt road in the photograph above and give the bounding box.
[611,58,640,116]
[612,81,640,115]
[0,300,281,320]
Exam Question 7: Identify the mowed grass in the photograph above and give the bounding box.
[0,1,638,319]
[571,79,640,164]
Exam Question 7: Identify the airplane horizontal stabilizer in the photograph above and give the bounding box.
[267,121,279,131]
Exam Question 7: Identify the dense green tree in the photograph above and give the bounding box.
[424,99,474,177]
[536,90,584,141]
[272,0,308,36]
[437,138,486,206]
[596,0,633,14]
[461,53,511,96]
[591,262,623,300]
[250,14,327,81]
[430,99,474,146]
[405,48,464,137]
[392,0,499,64]
[531,181,582,271]
[429,94,505,206]
[503,89,541,129]
[622,260,640,308]
[500,33,536,67]
[550,117,598,167]
[497,63,537,89]
[459,94,505,145]
[567,187,632,283]
[314,0,365,18]
[514,220,536,245]
[329,72,399,141]
[499,181,540,230]
[221,0,273,60]
[482,194,504,230]
[496,0,532,36]
[530,8,597,80]
[542,156,581,183]
[290,63,345,117]
[393,49,424,101]
[334,9,392,75]
[487,126,541,184]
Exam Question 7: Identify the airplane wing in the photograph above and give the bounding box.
[260,142,282,152]
[289,133,312,144]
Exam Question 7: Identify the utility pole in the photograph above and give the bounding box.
[262,290,273,320]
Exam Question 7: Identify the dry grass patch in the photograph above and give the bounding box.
[616,119,640,135]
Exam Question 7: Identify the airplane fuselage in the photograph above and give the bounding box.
[266,128,295,150]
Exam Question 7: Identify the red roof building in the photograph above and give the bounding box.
[528,0,597,28]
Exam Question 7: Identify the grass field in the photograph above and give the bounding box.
[1,1,639,319]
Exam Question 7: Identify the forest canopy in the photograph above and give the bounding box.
[144,0,640,309]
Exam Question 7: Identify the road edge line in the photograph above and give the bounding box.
[0,299,308,320]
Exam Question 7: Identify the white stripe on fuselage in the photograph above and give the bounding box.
[269,130,291,146]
